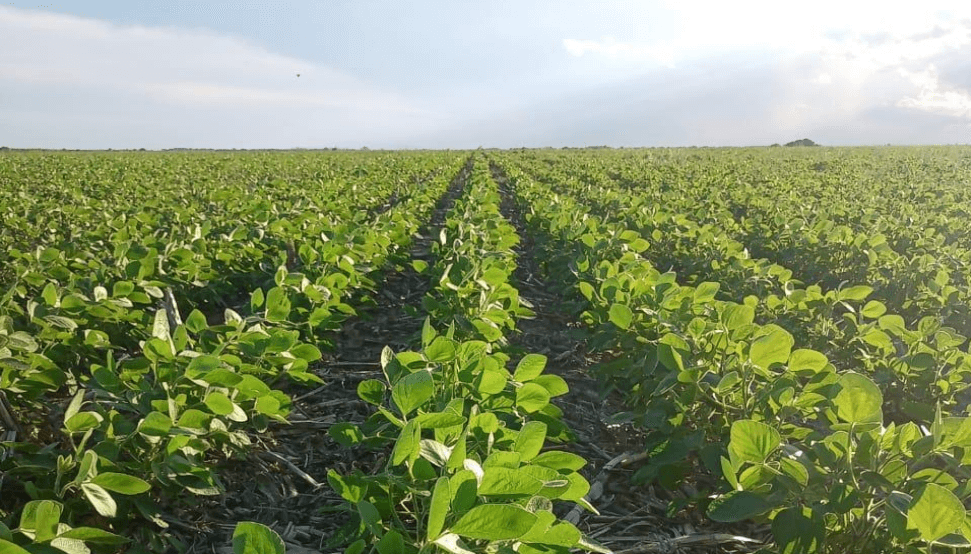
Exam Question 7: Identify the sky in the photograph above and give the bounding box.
[2,1,971,149]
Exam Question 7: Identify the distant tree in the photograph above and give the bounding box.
[784,138,819,147]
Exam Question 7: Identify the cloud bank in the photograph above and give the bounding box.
[0,6,443,148]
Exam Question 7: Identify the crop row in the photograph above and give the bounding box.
[0,152,463,552]
[501,154,971,428]
[326,157,608,553]
[497,160,971,553]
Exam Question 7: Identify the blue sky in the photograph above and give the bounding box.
[2,1,971,148]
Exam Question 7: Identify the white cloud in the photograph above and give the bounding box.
[897,66,971,118]
[0,6,444,147]
[562,37,676,67]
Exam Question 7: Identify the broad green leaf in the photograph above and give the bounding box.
[861,300,887,319]
[392,370,434,416]
[357,379,385,406]
[376,531,403,554]
[833,372,883,425]
[326,470,366,503]
[722,303,754,330]
[137,411,172,436]
[65,412,103,433]
[90,473,151,495]
[749,326,793,370]
[909,483,965,543]
[478,467,543,496]
[772,506,824,554]
[514,354,547,382]
[185,309,208,333]
[264,287,291,322]
[608,304,633,330]
[425,336,456,363]
[839,285,873,301]
[532,374,569,396]
[81,482,117,517]
[450,504,537,540]
[427,477,450,540]
[204,392,235,416]
[707,490,771,522]
[516,382,551,413]
[250,288,265,311]
[729,420,781,466]
[0,540,31,554]
[513,421,547,461]
[232,522,285,554]
[391,420,421,466]
[532,451,586,471]
[329,423,363,447]
[787,349,828,374]
[56,527,129,544]
[20,500,61,543]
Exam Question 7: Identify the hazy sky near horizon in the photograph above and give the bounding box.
[2,1,971,149]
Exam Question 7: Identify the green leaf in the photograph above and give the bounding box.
[514,354,547,382]
[608,304,633,330]
[0,540,32,554]
[787,349,828,374]
[329,423,363,447]
[65,411,103,433]
[185,309,208,333]
[514,421,547,461]
[772,506,824,554]
[392,370,434,416]
[20,500,61,543]
[532,374,569,397]
[722,303,754,330]
[112,281,134,297]
[357,379,385,406]
[729,420,781,466]
[56,527,129,544]
[376,531,403,554]
[532,451,586,471]
[450,504,537,540]
[861,300,887,319]
[81,482,117,517]
[516,382,551,413]
[478,467,543,496]
[232,522,285,554]
[327,470,366,503]
[44,315,77,331]
[264,287,291,322]
[427,477,450,540]
[839,285,873,301]
[137,411,172,436]
[187,354,222,374]
[425,337,456,363]
[749,326,793,371]
[7,332,37,352]
[90,473,151,495]
[391,420,421,467]
[833,372,883,425]
[707,490,771,522]
[909,483,966,543]
[290,343,321,362]
[204,392,235,416]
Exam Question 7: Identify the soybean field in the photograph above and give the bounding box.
[2,146,971,554]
